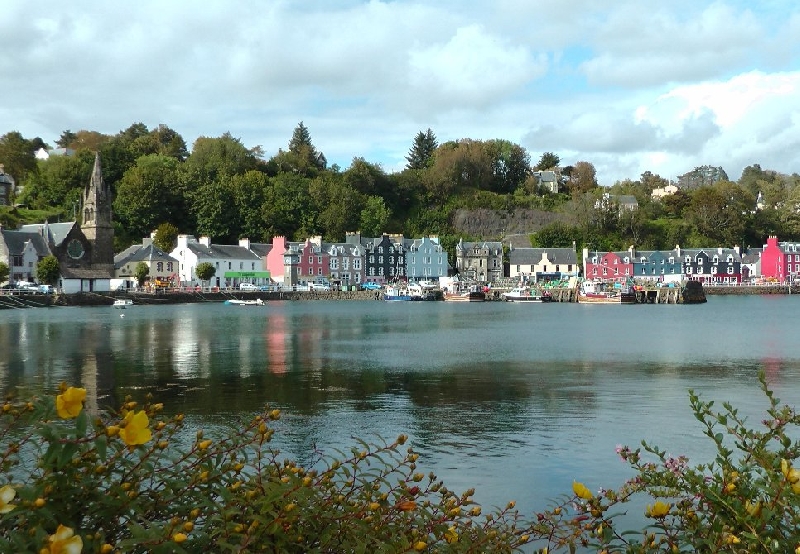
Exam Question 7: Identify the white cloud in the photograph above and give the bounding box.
[2,0,800,185]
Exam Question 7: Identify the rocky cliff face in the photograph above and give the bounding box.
[451,209,564,247]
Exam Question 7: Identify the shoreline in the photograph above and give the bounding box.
[0,284,796,309]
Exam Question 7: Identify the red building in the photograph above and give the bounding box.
[762,236,800,283]
[582,249,634,281]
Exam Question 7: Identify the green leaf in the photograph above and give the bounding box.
[95,434,108,461]
[75,409,88,437]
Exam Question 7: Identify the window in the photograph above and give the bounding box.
[727,267,734,275]
[330,259,339,270]
[156,262,163,272]
[309,256,313,264]
[668,257,674,264]
[711,267,717,274]
[379,256,384,264]
[378,247,384,254]
[228,262,232,270]
[318,268,323,275]
[592,268,598,275]
[167,262,173,272]
[239,262,243,269]
[687,267,692,274]
[353,259,360,269]
[216,262,220,268]
[252,263,255,270]
[12,255,22,266]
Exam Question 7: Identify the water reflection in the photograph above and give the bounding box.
[2,299,800,515]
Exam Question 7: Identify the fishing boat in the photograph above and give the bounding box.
[443,284,486,302]
[383,285,415,301]
[224,298,265,306]
[501,287,552,303]
[113,299,133,309]
[577,280,636,304]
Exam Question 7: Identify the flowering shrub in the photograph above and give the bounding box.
[1,384,527,553]
[1,373,799,553]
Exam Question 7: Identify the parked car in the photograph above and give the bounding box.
[239,283,258,291]
[39,285,55,294]
[309,282,331,291]
[361,281,382,290]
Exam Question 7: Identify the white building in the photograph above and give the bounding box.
[171,235,268,288]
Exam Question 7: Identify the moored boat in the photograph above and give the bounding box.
[501,287,552,303]
[224,298,265,306]
[443,285,486,302]
[383,285,414,301]
[113,299,133,309]
[577,280,636,304]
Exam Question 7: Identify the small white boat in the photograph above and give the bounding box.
[225,298,265,306]
[113,299,133,309]
[502,287,552,303]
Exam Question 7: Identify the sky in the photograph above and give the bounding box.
[2,0,800,185]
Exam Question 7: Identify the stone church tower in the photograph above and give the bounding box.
[81,152,114,265]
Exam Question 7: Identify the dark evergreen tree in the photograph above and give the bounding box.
[405,128,437,170]
[534,151,560,171]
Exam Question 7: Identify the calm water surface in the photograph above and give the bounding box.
[2,295,799,518]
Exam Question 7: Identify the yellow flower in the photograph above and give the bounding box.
[645,501,671,518]
[172,532,187,543]
[724,533,741,545]
[48,524,83,554]
[0,485,16,513]
[119,410,152,446]
[444,526,459,544]
[56,387,86,419]
[572,481,593,500]
[413,541,427,551]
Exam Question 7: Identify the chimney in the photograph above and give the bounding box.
[199,236,211,247]
[239,237,251,250]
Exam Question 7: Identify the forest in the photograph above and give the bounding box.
[2,122,800,261]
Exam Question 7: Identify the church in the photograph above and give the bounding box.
[2,152,115,293]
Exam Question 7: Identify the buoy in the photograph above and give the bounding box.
[120,314,125,318]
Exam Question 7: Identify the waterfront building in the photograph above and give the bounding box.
[582,248,634,282]
[455,239,503,283]
[364,234,405,282]
[761,236,800,283]
[295,236,330,284]
[114,237,179,289]
[404,236,449,282]
[171,235,266,289]
[326,234,364,286]
[631,248,683,284]
[681,247,742,284]
[508,247,578,282]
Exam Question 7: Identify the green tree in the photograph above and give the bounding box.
[0,131,37,184]
[134,261,150,286]
[270,121,327,177]
[534,151,560,171]
[568,161,598,194]
[308,173,363,241]
[231,170,269,241]
[0,261,9,285]
[153,223,179,253]
[486,139,531,194]
[195,261,216,285]
[55,130,77,148]
[190,176,240,242]
[19,151,94,214]
[184,133,261,183]
[360,196,391,237]
[261,173,313,239]
[405,128,438,170]
[114,154,182,240]
[35,255,60,285]
[530,222,579,248]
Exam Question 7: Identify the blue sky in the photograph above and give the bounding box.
[2,0,800,184]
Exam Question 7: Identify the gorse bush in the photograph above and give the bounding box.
[1,373,799,553]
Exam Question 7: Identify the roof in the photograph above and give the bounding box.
[741,248,762,264]
[61,264,114,279]
[114,243,179,269]
[186,242,261,261]
[508,247,577,264]
[20,221,76,247]
[0,229,50,256]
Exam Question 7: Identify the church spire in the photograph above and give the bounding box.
[81,151,114,265]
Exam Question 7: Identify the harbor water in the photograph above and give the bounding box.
[2,295,799,519]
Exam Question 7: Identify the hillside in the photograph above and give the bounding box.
[452,208,566,247]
